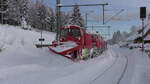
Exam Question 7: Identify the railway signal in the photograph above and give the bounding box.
[140,7,146,51]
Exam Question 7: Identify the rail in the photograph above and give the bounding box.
[89,53,119,84]
[117,56,128,84]
[89,54,128,84]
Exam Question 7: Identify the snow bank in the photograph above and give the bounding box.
[130,49,150,84]
[51,49,117,84]
[144,34,150,40]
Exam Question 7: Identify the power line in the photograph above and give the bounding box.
[57,3,109,7]
[87,25,111,28]
[104,9,124,24]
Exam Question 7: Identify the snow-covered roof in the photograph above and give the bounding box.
[127,33,141,41]
[127,23,150,41]
[144,26,150,34]
[144,43,150,47]
[144,34,150,40]
[138,23,150,34]
[128,43,142,47]
[144,43,150,50]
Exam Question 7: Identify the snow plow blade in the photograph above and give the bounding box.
[48,41,80,60]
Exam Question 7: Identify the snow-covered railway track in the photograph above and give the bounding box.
[90,51,129,84]
[90,54,119,84]
[117,55,128,84]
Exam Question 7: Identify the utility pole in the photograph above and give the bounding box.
[56,0,61,41]
[108,26,111,39]
[142,18,144,51]
[85,11,94,29]
[92,24,94,33]
[85,13,88,28]
[102,4,105,24]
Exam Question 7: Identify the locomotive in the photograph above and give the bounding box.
[48,25,107,60]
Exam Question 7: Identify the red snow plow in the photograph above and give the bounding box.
[48,25,107,60]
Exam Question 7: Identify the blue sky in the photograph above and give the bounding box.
[34,0,150,39]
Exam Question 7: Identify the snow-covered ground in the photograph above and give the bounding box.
[0,24,150,84]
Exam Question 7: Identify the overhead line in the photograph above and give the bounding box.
[57,3,109,7]
[87,26,111,28]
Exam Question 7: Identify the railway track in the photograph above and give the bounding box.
[90,53,129,84]
[117,55,128,84]
[89,52,119,84]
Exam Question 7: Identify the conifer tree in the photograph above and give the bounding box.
[69,4,84,27]
[7,0,30,25]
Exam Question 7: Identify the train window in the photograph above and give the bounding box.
[61,29,69,37]
[61,28,81,38]
[71,29,80,37]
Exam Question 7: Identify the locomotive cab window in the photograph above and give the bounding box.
[61,28,81,38]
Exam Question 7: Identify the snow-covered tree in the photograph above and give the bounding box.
[27,3,37,28]
[0,0,8,24]
[36,1,47,29]
[27,0,55,31]
[18,0,30,19]
[69,4,85,27]
[44,7,56,31]
[49,10,56,32]
[6,0,20,25]
[5,0,61,32]
[61,12,70,26]
[6,0,31,25]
